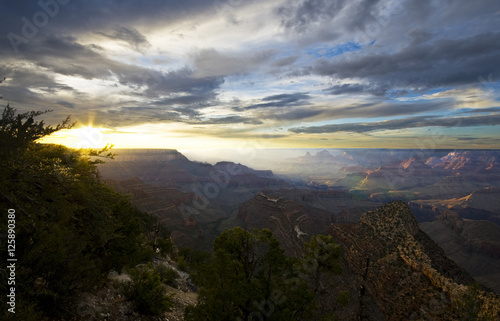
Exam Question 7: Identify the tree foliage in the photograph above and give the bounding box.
[0,105,158,318]
[185,227,317,321]
[301,234,342,286]
[300,234,344,319]
[0,104,73,156]
[184,228,347,321]
[122,263,175,316]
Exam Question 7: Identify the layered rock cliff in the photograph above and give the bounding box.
[329,201,500,320]
[237,191,334,257]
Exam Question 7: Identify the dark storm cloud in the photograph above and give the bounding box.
[194,116,263,125]
[0,64,77,111]
[192,48,275,78]
[407,28,433,46]
[153,93,218,107]
[0,64,72,92]
[1,34,223,104]
[240,93,311,110]
[325,83,388,96]
[0,36,224,130]
[338,0,387,30]
[463,107,500,114]
[313,31,500,91]
[327,101,451,119]
[57,101,75,108]
[273,108,324,120]
[0,0,217,40]
[146,67,224,96]
[99,107,262,127]
[149,93,220,121]
[101,106,182,126]
[252,100,450,123]
[277,0,500,100]
[289,114,500,134]
[96,26,151,52]
[277,0,347,34]
[262,93,309,102]
[276,0,415,43]
[89,74,223,123]
[1,0,499,143]
[172,107,202,119]
[0,0,229,129]
[272,56,299,67]
[2,35,145,81]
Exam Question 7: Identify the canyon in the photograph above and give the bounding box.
[98,148,500,303]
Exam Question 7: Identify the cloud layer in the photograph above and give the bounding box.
[0,0,499,148]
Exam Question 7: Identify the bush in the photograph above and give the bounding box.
[176,257,189,272]
[175,246,211,275]
[123,263,174,316]
[154,264,180,287]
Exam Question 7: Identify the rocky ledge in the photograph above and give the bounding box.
[329,201,500,320]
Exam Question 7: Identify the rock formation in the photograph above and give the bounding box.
[329,201,500,320]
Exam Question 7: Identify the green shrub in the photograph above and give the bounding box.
[176,257,189,272]
[154,264,180,287]
[123,263,174,316]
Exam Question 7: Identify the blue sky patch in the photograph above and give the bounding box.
[307,42,362,59]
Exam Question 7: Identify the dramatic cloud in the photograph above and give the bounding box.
[194,116,263,125]
[241,93,311,110]
[290,114,500,134]
[325,83,389,96]
[313,32,500,91]
[277,0,347,34]
[0,0,498,148]
[192,48,275,78]
[96,26,151,52]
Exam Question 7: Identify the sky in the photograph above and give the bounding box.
[0,0,499,150]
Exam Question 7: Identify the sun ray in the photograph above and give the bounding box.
[41,125,110,149]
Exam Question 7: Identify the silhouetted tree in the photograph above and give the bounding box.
[0,104,73,156]
[0,106,158,319]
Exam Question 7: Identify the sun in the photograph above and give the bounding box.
[41,125,110,149]
[72,126,108,149]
